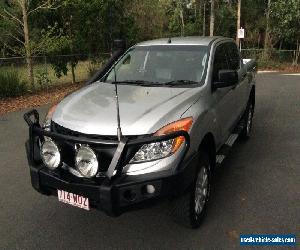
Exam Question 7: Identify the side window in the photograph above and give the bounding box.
[213,44,228,82]
[226,43,240,70]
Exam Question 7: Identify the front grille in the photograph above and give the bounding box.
[50,122,140,175]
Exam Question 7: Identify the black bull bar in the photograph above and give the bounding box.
[24,109,190,180]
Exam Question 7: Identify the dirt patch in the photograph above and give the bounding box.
[0,82,84,115]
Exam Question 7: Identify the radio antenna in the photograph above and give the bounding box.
[113,63,122,141]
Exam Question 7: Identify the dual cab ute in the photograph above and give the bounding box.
[24,36,256,228]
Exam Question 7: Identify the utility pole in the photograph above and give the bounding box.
[209,0,214,36]
[236,0,241,45]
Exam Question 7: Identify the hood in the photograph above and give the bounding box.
[52,82,200,135]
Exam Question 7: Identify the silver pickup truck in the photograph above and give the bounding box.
[24,36,256,228]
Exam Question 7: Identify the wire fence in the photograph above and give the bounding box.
[0,49,299,97]
[241,49,298,63]
[0,53,111,91]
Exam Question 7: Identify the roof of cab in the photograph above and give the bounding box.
[136,36,230,46]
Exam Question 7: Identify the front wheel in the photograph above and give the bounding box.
[171,151,211,228]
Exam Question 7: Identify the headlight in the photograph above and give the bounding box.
[130,139,174,162]
[75,145,99,178]
[42,104,57,131]
[41,139,61,170]
[130,117,193,163]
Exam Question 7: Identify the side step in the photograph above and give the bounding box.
[215,122,244,167]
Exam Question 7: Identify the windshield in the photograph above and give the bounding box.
[104,45,208,86]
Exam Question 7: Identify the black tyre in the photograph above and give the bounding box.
[171,150,211,228]
[240,99,254,140]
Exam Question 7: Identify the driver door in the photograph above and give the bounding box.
[211,43,238,145]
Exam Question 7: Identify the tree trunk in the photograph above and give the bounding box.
[279,40,283,50]
[203,1,206,36]
[2,44,5,57]
[21,0,34,88]
[71,62,76,84]
[179,9,185,36]
[209,0,214,36]
[263,0,271,59]
[293,39,300,66]
[236,0,241,45]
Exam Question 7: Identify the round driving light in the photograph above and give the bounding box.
[75,145,98,178]
[146,185,155,194]
[41,140,61,170]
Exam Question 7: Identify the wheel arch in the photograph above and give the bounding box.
[199,132,216,172]
[250,85,255,107]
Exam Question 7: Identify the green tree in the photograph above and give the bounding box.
[40,24,72,79]
[126,0,166,41]
[0,0,61,88]
[38,0,137,82]
[0,15,16,57]
[271,0,300,65]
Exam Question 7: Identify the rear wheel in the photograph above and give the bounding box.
[171,150,211,228]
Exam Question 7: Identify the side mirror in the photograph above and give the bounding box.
[213,70,238,89]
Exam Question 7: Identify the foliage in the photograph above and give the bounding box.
[0,68,27,98]
[270,0,300,64]
[40,24,73,78]
[214,2,236,38]
[0,0,300,67]
[86,55,110,77]
[270,0,300,42]
[35,69,51,88]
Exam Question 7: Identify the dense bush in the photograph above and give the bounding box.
[0,69,27,98]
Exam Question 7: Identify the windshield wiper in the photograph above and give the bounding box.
[111,80,160,86]
[161,80,198,86]
[107,80,198,86]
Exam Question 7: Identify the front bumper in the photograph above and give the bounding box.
[24,110,197,216]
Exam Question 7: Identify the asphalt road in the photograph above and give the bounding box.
[0,73,299,250]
